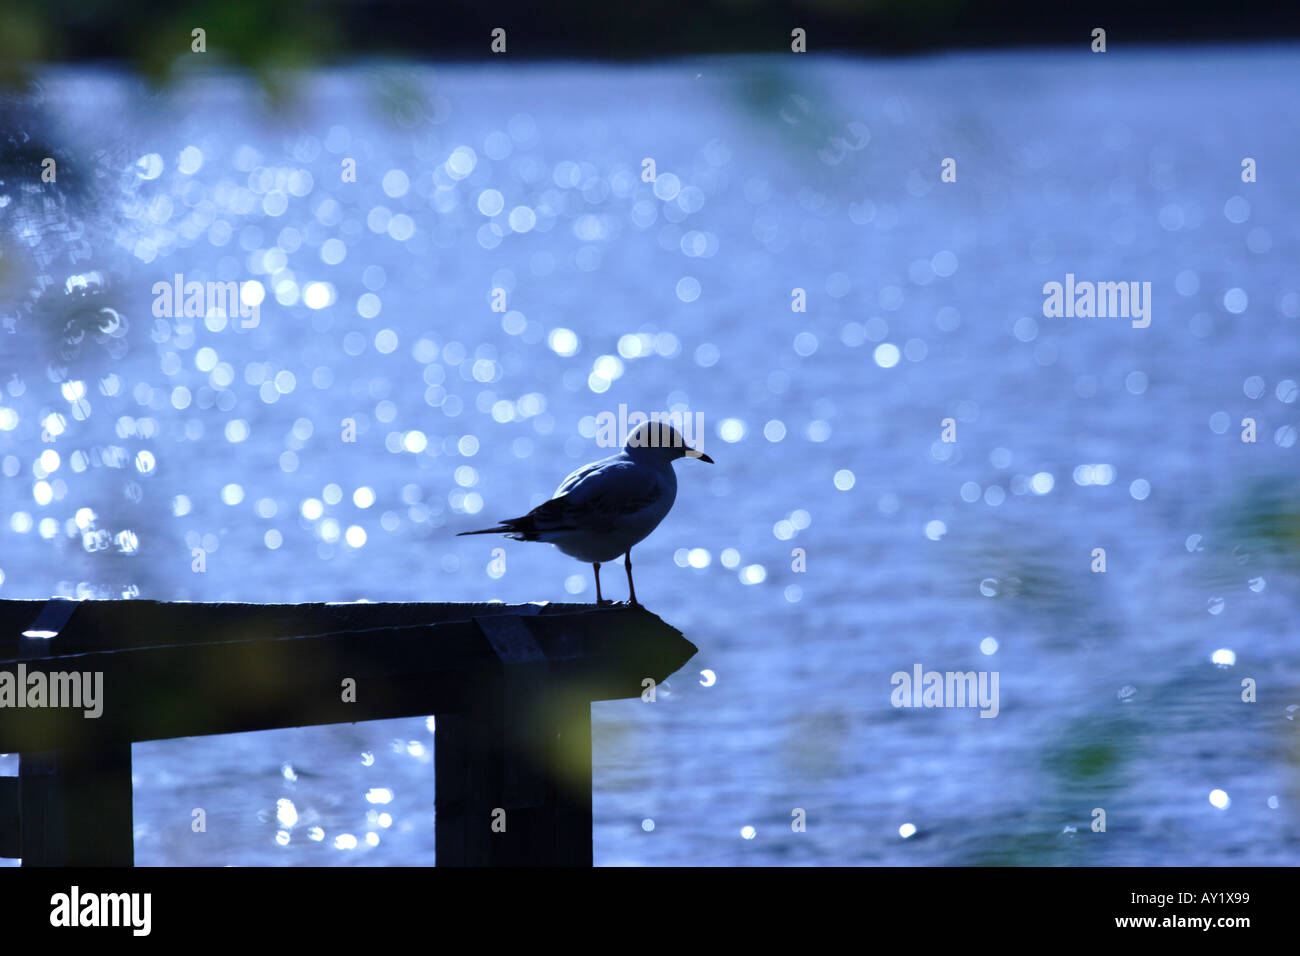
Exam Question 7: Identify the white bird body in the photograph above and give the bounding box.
[458,420,712,603]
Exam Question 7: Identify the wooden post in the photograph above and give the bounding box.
[435,697,592,866]
[435,614,593,865]
[0,776,19,859]
[14,607,133,866]
[18,741,133,866]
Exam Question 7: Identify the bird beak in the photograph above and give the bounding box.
[687,448,714,463]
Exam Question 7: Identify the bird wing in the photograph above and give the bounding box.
[553,455,614,498]
[527,456,667,534]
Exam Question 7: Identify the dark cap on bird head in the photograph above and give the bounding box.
[623,420,714,463]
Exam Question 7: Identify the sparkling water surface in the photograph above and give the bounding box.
[1,47,1298,865]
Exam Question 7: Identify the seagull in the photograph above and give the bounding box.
[458,420,713,604]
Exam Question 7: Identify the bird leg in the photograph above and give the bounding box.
[625,550,639,606]
[593,562,605,604]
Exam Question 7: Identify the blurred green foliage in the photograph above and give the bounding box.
[1219,476,1300,576]
[0,0,978,93]
[1,0,341,90]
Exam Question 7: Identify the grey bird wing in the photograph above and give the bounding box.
[528,456,665,534]
[553,455,615,498]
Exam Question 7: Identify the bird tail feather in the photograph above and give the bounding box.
[457,516,541,541]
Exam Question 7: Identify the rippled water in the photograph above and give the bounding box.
[1,47,1299,865]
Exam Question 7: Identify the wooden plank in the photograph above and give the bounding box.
[0,606,697,751]
[0,600,588,658]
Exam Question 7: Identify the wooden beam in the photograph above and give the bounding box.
[0,604,696,751]
[0,600,628,658]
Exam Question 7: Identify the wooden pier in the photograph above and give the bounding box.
[0,598,697,866]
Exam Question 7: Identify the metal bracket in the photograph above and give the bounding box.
[476,610,545,665]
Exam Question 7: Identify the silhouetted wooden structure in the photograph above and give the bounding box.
[0,599,696,866]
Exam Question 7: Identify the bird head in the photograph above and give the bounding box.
[624,421,714,464]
